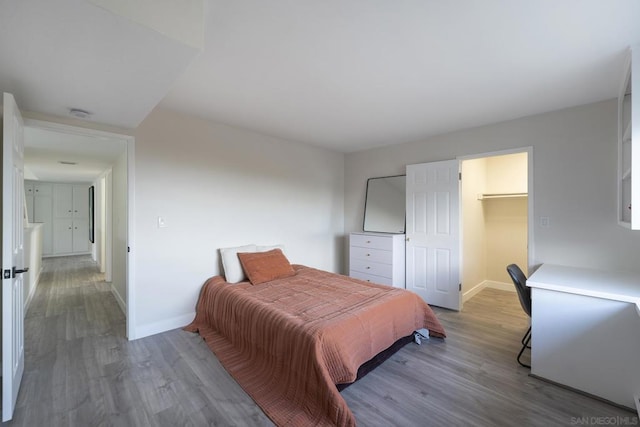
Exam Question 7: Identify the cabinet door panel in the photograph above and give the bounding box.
[53,185,73,218]
[24,181,34,198]
[72,185,89,218]
[53,219,73,253]
[33,182,52,196]
[72,219,89,252]
[25,182,35,223]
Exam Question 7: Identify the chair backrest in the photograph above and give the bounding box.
[506,264,531,317]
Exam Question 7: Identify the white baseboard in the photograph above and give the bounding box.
[485,280,516,293]
[110,283,126,315]
[463,282,487,302]
[463,280,516,302]
[133,313,196,340]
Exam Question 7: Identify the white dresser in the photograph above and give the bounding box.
[349,232,405,288]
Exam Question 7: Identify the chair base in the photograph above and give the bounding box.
[518,326,531,368]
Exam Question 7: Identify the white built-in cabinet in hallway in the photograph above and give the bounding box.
[25,181,90,256]
[24,181,54,255]
[53,184,90,254]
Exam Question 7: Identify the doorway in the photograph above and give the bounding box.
[22,119,134,336]
[460,149,531,304]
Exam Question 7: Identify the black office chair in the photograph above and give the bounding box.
[506,264,531,368]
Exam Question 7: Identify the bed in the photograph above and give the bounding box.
[185,249,446,426]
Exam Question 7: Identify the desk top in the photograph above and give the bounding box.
[527,264,640,308]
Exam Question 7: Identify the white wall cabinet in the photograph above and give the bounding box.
[53,184,90,254]
[349,232,405,288]
[24,181,54,255]
[25,181,34,221]
[53,184,88,218]
[618,46,639,229]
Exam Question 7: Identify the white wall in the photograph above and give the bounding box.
[461,158,487,295]
[111,152,127,313]
[485,152,528,194]
[132,107,345,337]
[484,153,528,283]
[484,197,528,282]
[345,100,640,277]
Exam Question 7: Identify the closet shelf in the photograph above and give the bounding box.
[477,193,528,200]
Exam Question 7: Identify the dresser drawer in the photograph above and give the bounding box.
[350,246,393,265]
[350,233,393,250]
[350,270,393,286]
[350,259,393,278]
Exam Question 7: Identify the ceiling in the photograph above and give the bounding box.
[2,1,640,153]
[0,0,200,128]
[24,127,126,182]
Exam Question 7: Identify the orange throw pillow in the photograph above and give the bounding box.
[238,249,296,285]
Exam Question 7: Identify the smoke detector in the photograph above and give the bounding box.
[69,108,92,119]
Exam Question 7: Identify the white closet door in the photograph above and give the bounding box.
[406,160,461,310]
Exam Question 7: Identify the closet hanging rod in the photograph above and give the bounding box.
[477,193,528,200]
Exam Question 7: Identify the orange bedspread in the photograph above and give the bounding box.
[185,265,446,426]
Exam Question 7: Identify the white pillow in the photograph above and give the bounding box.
[220,244,256,283]
[256,244,286,255]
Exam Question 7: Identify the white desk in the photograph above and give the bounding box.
[527,264,640,410]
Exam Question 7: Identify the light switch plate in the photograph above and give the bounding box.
[540,217,550,228]
[158,216,167,228]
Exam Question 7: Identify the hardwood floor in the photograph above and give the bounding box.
[4,256,636,426]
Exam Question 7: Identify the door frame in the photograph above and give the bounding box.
[23,118,136,339]
[457,146,534,279]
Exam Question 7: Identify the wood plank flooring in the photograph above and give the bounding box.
[4,256,636,426]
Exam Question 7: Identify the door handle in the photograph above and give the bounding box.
[12,266,29,278]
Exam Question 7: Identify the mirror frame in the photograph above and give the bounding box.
[363,174,406,234]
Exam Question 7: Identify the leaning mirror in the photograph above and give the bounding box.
[363,175,406,233]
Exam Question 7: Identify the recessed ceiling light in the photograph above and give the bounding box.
[58,161,77,165]
[69,108,92,119]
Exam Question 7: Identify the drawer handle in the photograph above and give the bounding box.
[366,266,370,269]
[366,240,371,243]
[366,253,370,256]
